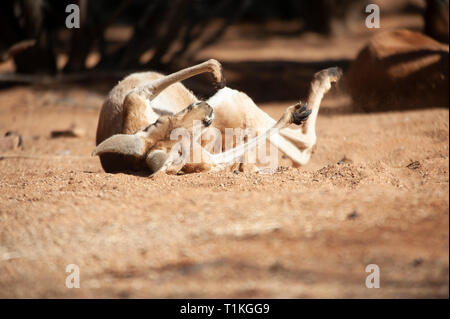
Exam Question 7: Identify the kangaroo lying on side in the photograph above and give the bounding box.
[93,59,341,175]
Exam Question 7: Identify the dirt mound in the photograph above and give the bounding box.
[312,163,366,187]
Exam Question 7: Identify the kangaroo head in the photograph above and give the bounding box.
[92,101,214,175]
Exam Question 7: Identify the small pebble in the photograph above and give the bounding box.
[406,161,421,170]
[413,257,424,267]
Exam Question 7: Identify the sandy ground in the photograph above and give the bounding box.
[0,9,448,298]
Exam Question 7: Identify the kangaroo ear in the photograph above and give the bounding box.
[92,133,147,157]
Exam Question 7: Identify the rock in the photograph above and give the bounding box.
[413,257,424,267]
[51,125,85,138]
[345,29,449,112]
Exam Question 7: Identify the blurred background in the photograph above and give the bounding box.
[0,0,448,108]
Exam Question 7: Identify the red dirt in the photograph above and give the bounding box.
[0,10,448,298]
